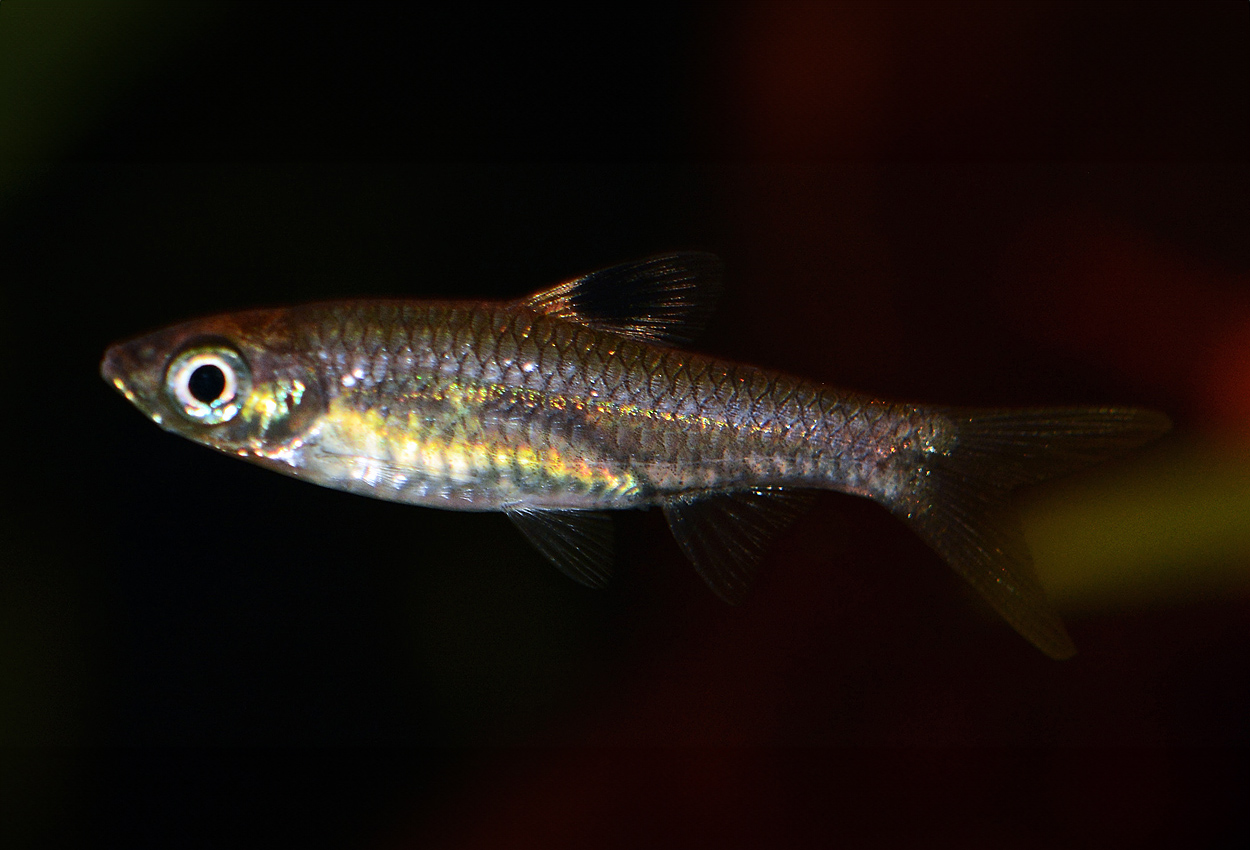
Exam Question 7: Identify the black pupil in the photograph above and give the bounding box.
[188,364,227,404]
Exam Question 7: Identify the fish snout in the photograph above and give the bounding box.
[100,339,162,407]
[100,344,124,385]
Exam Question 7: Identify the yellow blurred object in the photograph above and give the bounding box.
[1025,437,1250,612]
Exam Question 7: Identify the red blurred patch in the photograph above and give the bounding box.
[716,2,888,158]
[1204,314,1250,431]
[1002,213,1250,432]
[705,2,1050,160]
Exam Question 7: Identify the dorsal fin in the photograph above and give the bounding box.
[662,488,818,604]
[521,252,723,346]
[505,507,614,589]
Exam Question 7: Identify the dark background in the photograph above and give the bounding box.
[1,2,1247,847]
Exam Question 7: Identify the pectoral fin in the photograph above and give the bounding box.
[505,507,615,589]
[663,488,817,604]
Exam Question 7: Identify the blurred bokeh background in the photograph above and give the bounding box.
[1,1,1246,847]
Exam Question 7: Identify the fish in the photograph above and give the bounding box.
[101,252,1170,659]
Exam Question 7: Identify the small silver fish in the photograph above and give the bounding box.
[101,253,1169,658]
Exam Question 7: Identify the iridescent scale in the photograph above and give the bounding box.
[288,301,940,512]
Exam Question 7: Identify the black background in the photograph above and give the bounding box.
[2,2,1247,847]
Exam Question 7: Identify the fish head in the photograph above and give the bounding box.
[101,309,326,458]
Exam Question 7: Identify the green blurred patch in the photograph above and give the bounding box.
[0,5,222,842]
[1024,437,1250,612]
[0,0,221,196]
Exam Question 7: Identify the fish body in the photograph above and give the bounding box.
[102,254,1169,658]
[236,300,933,512]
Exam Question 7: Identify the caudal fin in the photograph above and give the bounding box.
[894,407,1171,659]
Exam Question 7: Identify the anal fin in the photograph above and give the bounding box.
[663,488,817,604]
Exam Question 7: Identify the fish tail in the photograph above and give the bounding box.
[891,407,1171,659]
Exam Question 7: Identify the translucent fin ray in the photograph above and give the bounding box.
[935,407,1173,490]
[505,507,615,589]
[898,467,1076,659]
[895,407,1171,659]
[521,252,723,346]
[663,487,818,604]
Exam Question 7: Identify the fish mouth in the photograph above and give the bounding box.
[101,341,172,427]
[100,342,155,408]
[99,345,121,382]
[100,345,135,399]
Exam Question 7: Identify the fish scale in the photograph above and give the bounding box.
[280,300,907,509]
[102,252,1170,658]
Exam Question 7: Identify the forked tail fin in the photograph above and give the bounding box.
[894,408,1171,659]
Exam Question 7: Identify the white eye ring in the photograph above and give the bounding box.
[166,347,250,424]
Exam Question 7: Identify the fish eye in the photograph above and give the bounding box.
[165,346,251,425]
[188,362,226,403]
